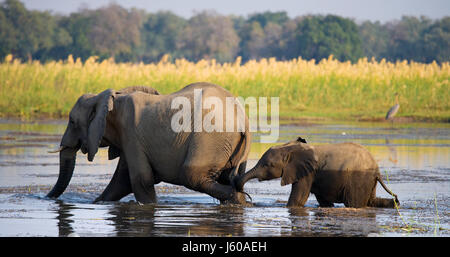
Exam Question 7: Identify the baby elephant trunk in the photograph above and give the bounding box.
[233,166,259,192]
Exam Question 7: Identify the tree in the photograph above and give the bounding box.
[277,17,303,60]
[138,11,186,62]
[422,17,450,63]
[88,4,143,60]
[57,10,94,61]
[0,1,447,64]
[358,21,389,60]
[0,6,17,59]
[238,21,265,60]
[292,15,363,62]
[238,21,283,61]
[247,11,289,27]
[177,11,239,63]
[384,16,432,62]
[0,0,57,61]
[238,11,287,61]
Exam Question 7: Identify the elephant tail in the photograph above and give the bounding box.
[229,128,251,186]
[377,176,399,206]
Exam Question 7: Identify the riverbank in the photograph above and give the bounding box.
[1,55,449,122]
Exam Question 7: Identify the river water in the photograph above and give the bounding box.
[0,119,448,237]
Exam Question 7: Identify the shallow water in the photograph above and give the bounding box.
[0,119,448,237]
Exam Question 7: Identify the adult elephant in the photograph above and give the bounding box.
[234,137,399,208]
[47,82,251,204]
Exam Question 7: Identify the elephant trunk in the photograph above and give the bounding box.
[47,146,78,198]
[234,165,259,192]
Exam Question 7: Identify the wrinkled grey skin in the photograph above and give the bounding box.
[234,138,399,208]
[47,83,251,204]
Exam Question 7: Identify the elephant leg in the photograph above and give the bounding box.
[183,165,245,204]
[124,144,157,204]
[343,191,367,208]
[343,173,377,208]
[315,194,334,207]
[94,156,132,203]
[287,182,309,207]
[287,174,314,207]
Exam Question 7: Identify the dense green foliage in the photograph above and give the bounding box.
[1,0,448,64]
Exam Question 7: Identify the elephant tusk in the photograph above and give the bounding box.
[48,146,66,153]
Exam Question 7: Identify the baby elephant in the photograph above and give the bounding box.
[234,137,399,208]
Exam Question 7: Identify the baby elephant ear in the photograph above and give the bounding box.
[281,145,318,186]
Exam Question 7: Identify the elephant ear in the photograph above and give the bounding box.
[87,89,115,162]
[281,145,318,186]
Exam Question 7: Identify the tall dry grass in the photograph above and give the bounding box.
[1,54,448,121]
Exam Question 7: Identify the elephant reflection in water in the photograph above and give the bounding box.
[107,203,245,236]
[54,199,377,237]
[54,200,76,237]
[285,207,379,236]
[107,203,156,236]
[55,198,246,237]
[53,200,157,237]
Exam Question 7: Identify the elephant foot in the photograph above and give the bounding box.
[220,191,253,206]
[221,201,253,207]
